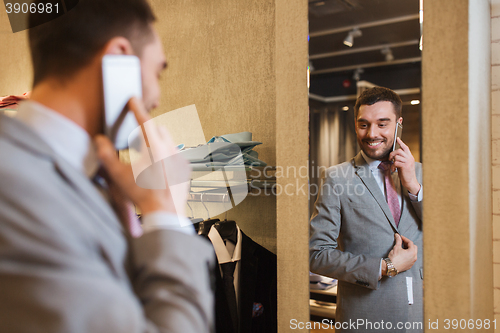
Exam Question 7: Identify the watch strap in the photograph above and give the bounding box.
[384,257,398,277]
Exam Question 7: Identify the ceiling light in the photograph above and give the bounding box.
[381,46,394,62]
[411,100,420,105]
[343,28,362,47]
[353,68,364,81]
[342,106,349,111]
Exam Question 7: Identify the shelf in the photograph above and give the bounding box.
[188,190,231,203]
[190,179,276,190]
[310,285,337,296]
[188,166,277,200]
[310,285,337,305]
[310,299,336,319]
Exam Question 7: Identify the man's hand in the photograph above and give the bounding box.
[388,137,421,195]
[95,135,177,215]
[95,97,187,216]
[382,233,417,276]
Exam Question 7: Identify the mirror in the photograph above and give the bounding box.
[307,0,423,331]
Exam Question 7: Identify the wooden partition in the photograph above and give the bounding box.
[422,0,494,330]
[0,13,31,95]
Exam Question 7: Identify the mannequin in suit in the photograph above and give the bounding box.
[0,1,214,332]
[310,87,423,333]
[206,223,277,333]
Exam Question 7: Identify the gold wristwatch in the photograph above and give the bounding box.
[384,258,398,277]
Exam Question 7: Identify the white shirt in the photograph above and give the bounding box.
[16,100,194,235]
[208,225,242,303]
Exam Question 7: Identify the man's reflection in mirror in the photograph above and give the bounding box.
[310,87,423,333]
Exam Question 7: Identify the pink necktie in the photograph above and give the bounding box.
[378,161,401,227]
[94,168,143,238]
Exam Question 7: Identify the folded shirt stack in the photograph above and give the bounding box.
[0,92,30,110]
[310,272,338,290]
[179,131,266,169]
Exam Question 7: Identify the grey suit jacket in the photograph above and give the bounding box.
[310,153,423,333]
[0,114,215,333]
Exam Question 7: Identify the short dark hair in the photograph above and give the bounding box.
[354,87,402,120]
[28,0,156,86]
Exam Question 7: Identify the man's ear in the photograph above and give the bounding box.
[398,117,403,125]
[102,37,134,56]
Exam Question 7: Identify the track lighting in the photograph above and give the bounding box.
[343,28,362,47]
[353,68,364,81]
[381,46,394,62]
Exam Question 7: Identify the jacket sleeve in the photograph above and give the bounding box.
[309,171,381,290]
[409,162,423,221]
[129,230,216,333]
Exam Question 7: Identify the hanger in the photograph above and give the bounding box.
[194,193,219,236]
[187,180,204,224]
[214,193,238,244]
[187,201,203,224]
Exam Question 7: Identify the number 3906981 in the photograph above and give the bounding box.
[5,2,59,14]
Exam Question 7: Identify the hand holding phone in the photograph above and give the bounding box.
[392,122,403,152]
[388,128,421,195]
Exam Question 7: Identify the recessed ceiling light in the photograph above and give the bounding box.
[411,100,420,105]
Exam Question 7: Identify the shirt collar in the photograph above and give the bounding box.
[360,151,397,175]
[360,150,383,171]
[15,100,99,178]
[208,224,242,264]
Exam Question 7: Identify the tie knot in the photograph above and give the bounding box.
[378,161,392,172]
[221,261,237,278]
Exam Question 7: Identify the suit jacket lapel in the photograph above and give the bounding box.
[239,232,258,333]
[0,115,127,279]
[212,255,236,333]
[352,153,398,231]
[397,182,412,233]
[53,156,123,232]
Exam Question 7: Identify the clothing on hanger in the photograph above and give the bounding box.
[214,219,237,245]
[194,218,220,236]
[206,224,277,333]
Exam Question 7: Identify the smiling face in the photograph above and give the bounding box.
[355,101,402,161]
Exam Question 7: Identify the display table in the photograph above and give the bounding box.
[310,285,337,319]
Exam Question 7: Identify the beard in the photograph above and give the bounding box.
[358,138,393,161]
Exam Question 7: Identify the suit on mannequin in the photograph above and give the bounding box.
[208,226,277,333]
[309,152,423,333]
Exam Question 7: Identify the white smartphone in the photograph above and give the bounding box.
[102,55,142,149]
[392,122,403,151]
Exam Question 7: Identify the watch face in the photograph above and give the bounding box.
[388,270,397,277]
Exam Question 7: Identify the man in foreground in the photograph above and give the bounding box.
[0,1,214,332]
[310,87,423,333]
